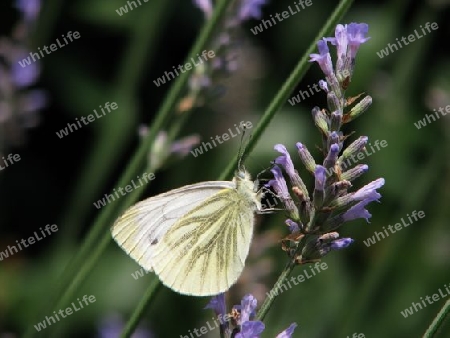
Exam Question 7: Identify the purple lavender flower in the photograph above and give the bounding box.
[266,166,299,218]
[266,166,291,201]
[236,321,265,338]
[346,23,370,59]
[15,0,41,24]
[309,39,334,77]
[342,193,381,222]
[205,293,227,317]
[205,294,297,337]
[11,53,40,88]
[276,323,298,338]
[286,219,300,233]
[239,0,268,21]
[329,237,354,249]
[234,294,257,324]
[98,314,154,338]
[333,178,385,208]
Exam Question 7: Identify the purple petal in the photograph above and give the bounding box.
[193,0,213,17]
[276,323,298,338]
[330,238,354,250]
[352,178,385,202]
[239,0,268,21]
[236,320,265,338]
[12,53,40,87]
[328,24,348,58]
[205,293,227,317]
[347,23,370,59]
[238,294,257,324]
[285,219,300,233]
[274,144,295,177]
[342,193,380,223]
[309,39,334,77]
[15,0,41,23]
[266,166,290,200]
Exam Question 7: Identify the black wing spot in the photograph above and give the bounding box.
[151,239,158,245]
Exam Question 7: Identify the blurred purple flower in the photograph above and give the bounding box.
[239,0,268,21]
[98,314,154,338]
[15,0,41,23]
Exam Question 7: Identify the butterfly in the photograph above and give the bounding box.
[111,168,265,296]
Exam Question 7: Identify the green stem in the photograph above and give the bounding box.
[120,278,162,338]
[423,299,450,338]
[219,0,354,181]
[256,261,296,321]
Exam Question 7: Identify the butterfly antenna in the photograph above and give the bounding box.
[237,123,249,170]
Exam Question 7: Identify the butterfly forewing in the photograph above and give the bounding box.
[111,181,234,272]
[151,188,255,296]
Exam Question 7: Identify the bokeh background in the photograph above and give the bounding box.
[0,0,449,337]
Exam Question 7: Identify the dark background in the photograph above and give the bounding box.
[0,0,449,337]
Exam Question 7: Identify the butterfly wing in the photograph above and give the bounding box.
[151,188,256,296]
[111,181,234,272]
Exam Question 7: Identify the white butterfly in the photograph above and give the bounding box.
[111,168,264,296]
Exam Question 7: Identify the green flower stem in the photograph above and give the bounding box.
[256,260,296,321]
[120,278,162,338]
[219,0,354,181]
[423,299,450,338]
